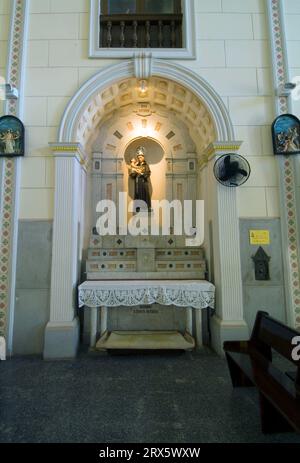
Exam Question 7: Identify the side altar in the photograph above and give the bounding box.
[78,231,215,351]
[78,142,215,351]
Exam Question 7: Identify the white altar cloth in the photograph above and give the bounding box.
[78,280,215,348]
[78,280,215,310]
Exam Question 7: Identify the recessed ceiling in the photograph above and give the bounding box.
[77,77,217,154]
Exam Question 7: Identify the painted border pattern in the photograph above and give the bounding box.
[270,0,300,328]
[0,0,23,337]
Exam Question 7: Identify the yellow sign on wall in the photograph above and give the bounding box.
[249,230,270,245]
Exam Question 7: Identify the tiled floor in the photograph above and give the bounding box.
[1,349,300,443]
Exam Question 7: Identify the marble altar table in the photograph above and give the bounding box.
[78,280,215,349]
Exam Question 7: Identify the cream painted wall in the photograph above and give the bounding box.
[0,0,10,116]
[284,0,300,119]
[283,0,300,197]
[22,0,120,220]
[20,0,279,220]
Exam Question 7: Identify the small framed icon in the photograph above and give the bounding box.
[0,115,25,157]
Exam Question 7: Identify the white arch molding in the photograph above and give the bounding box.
[58,59,235,145]
[44,59,248,359]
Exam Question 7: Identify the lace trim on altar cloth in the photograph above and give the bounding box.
[79,285,215,309]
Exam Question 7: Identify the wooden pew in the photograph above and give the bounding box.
[224,311,300,434]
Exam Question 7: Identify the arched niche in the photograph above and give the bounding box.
[89,98,199,230]
[58,60,234,149]
[45,58,248,360]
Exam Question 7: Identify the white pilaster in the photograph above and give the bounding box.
[44,143,88,359]
[204,142,249,354]
[186,308,193,336]
[100,307,108,336]
[194,310,203,348]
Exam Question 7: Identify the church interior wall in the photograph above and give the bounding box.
[13,220,53,354]
[284,0,300,258]
[20,0,279,224]
[1,0,296,354]
[239,218,286,332]
[284,0,300,120]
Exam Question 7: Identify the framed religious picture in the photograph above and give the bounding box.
[0,115,25,157]
[272,114,300,155]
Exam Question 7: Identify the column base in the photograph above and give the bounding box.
[43,318,79,360]
[210,315,249,356]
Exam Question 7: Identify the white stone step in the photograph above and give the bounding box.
[95,331,195,351]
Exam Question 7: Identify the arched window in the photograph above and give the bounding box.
[100,0,182,48]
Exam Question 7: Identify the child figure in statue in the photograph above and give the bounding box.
[130,157,143,176]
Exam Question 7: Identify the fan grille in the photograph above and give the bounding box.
[213,154,251,188]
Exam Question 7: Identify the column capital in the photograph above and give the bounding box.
[49,142,88,170]
[204,141,243,160]
[199,141,243,172]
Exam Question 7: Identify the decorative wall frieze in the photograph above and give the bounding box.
[0,0,29,346]
[266,0,300,329]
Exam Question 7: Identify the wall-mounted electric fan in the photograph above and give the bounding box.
[213,154,251,187]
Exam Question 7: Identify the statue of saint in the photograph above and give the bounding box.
[129,146,151,210]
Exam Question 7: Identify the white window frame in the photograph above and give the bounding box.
[89,0,196,59]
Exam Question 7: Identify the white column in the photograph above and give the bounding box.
[185,307,193,336]
[194,310,203,348]
[204,142,249,355]
[44,143,88,359]
[90,307,98,348]
[100,306,108,336]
